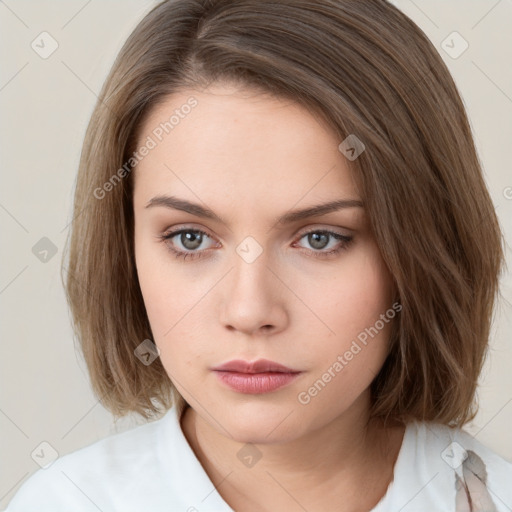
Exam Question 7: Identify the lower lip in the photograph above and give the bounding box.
[213,371,301,394]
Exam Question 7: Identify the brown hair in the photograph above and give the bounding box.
[62,0,505,427]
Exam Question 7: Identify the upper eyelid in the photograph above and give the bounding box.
[163,224,352,238]
[162,226,351,249]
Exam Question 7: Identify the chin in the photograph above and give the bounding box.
[230,426,299,446]
[216,400,305,443]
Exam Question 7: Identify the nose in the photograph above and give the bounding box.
[219,249,289,337]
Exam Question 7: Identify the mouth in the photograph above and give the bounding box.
[211,359,302,394]
[211,358,300,374]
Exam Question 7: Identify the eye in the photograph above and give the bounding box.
[293,229,353,258]
[157,227,354,261]
[158,228,218,261]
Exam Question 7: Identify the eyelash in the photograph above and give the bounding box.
[157,227,354,261]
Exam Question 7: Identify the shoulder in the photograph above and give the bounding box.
[5,411,174,512]
[374,420,512,512]
[416,421,512,475]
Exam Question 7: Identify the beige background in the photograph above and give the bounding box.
[1,0,511,508]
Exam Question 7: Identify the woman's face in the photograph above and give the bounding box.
[133,83,397,443]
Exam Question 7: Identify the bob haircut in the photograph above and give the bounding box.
[62,0,505,427]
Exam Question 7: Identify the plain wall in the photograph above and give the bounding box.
[1,0,511,509]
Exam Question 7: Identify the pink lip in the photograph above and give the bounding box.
[212,359,302,394]
[212,358,299,373]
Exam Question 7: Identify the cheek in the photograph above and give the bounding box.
[304,244,393,334]
[293,254,396,423]
[134,236,178,343]
[300,244,395,370]
[134,240,216,373]
[134,233,189,332]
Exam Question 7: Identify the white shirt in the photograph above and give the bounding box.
[5,406,512,512]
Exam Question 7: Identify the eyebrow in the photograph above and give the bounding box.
[144,195,364,225]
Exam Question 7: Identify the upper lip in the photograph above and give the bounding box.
[212,359,300,374]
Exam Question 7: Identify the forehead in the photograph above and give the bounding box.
[132,84,361,216]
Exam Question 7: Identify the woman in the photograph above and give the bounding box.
[7,0,511,510]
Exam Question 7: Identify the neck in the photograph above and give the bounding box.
[180,392,406,512]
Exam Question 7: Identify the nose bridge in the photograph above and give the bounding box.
[230,235,273,299]
[219,235,287,334]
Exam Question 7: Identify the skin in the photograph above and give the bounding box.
[133,82,405,511]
